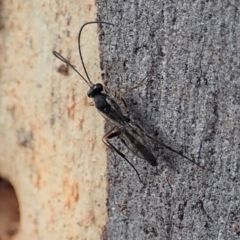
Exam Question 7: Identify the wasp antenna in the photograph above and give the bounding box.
[53,51,90,85]
[53,50,70,64]
[78,21,114,84]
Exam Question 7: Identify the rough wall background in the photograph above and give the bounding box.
[0,1,107,240]
[1,0,240,240]
[98,1,240,239]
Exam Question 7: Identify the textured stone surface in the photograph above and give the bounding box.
[98,1,240,239]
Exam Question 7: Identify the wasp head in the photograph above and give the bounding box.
[87,83,103,98]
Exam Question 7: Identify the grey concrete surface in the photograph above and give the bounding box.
[98,1,240,239]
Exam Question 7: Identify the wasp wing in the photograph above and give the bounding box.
[118,124,158,166]
[128,121,206,169]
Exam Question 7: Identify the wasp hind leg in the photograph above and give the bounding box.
[102,127,142,182]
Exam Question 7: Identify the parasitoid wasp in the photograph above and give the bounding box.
[53,21,205,181]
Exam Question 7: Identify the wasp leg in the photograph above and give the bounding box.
[120,96,130,115]
[118,77,148,93]
[110,82,143,100]
[111,77,149,115]
[88,102,94,106]
[102,127,142,182]
[102,127,118,167]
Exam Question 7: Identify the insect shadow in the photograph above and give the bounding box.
[53,21,205,181]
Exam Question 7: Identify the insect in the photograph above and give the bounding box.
[53,21,204,181]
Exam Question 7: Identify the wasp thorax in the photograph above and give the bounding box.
[87,83,103,98]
